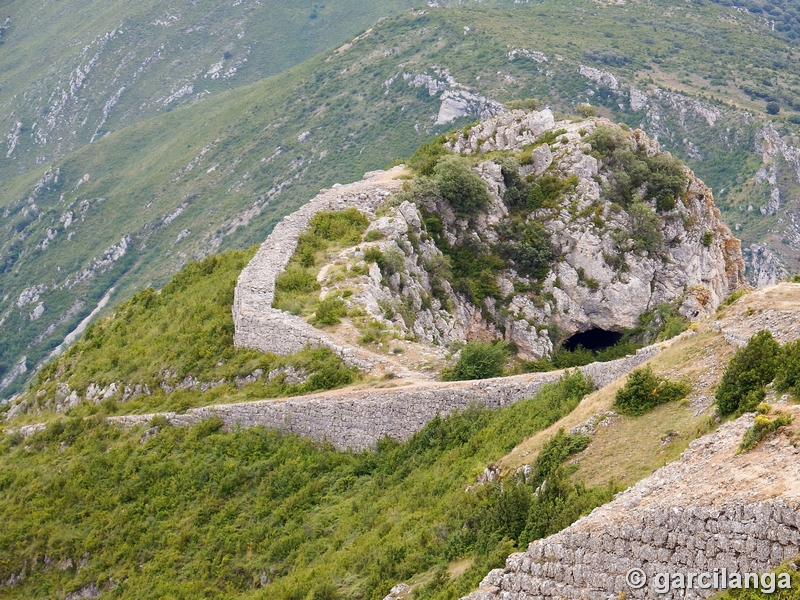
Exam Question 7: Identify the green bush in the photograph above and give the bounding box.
[775,339,800,393]
[613,365,691,416]
[312,296,347,326]
[308,208,370,245]
[408,135,450,176]
[702,231,714,247]
[720,289,748,307]
[552,345,595,369]
[495,156,527,209]
[526,174,578,210]
[527,428,590,489]
[738,412,794,453]
[506,98,541,111]
[433,155,492,218]
[628,201,663,254]
[587,126,685,213]
[494,220,557,280]
[443,341,509,381]
[716,329,782,416]
[275,266,320,294]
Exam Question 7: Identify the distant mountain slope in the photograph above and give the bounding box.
[2,0,800,398]
[0,0,424,179]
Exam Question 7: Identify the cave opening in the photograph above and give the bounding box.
[563,328,623,352]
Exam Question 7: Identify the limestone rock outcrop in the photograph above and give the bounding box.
[446,110,746,338]
[233,110,746,368]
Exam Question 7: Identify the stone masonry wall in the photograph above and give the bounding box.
[108,343,659,451]
[232,167,406,371]
[464,411,800,600]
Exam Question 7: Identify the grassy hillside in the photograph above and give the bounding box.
[4,283,797,599]
[3,0,800,398]
[0,372,614,599]
[7,249,361,423]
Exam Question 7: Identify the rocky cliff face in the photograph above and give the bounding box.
[282,110,746,363]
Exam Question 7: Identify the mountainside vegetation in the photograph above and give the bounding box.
[2,0,799,397]
[8,249,360,421]
[0,371,615,600]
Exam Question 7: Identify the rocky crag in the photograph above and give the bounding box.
[234,110,746,368]
[464,407,800,600]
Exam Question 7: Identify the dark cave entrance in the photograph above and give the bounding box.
[563,328,623,352]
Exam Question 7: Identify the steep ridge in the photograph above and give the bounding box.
[464,409,800,600]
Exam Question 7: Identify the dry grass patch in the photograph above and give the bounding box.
[497,326,739,487]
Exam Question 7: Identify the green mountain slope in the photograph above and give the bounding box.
[0,371,608,599]
[0,0,428,179]
[3,0,800,398]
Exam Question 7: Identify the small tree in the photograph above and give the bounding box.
[443,340,508,381]
[408,136,449,176]
[766,102,780,115]
[715,329,781,415]
[434,155,492,219]
[613,365,690,416]
[775,339,800,394]
[628,201,663,254]
[576,103,597,118]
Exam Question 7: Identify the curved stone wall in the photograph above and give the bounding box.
[232,168,405,370]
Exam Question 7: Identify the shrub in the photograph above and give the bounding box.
[433,155,492,218]
[526,174,578,210]
[702,231,714,247]
[738,412,794,453]
[275,266,320,294]
[645,152,687,212]
[575,103,597,117]
[408,136,449,176]
[552,345,595,369]
[494,156,527,209]
[628,201,663,254]
[716,330,782,416]
[506,98,541,111]
[380,248,406,279]
[443,341,509,381]
[613,365,691,416]
[363,247,383,265]
[587,126,685,212]
[307,208,370,245]
[313,296,347,326]
[527,428,591,488]
[775,339,800,393]
[720,289,747,307]
[364,229,384,242]
[494,220,557,280]
[766,101,781,115]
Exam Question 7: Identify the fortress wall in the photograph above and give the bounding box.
[232,168,404,369]
[464,413,800,600]
[109,344,660,451]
